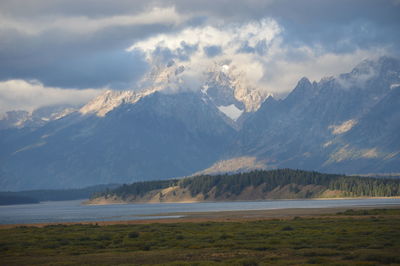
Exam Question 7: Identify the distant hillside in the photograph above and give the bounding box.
[87,169,400,204]
[0,184,118,205]
[0,195,39,205]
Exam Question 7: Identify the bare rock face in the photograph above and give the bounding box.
[0,105,77,130]
[79,88,160,117]
[1,57,400,190]
[0,91,237,190]
[192,156,267,176]
[237,56,400,174]
[203,62,270,118]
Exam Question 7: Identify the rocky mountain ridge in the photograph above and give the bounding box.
[1,56,399,190]
[0,105,77,130]
[236,56,400,174]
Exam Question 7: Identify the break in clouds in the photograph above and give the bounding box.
[0,0,399,113]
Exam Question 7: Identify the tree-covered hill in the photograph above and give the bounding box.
[89,169,400,204]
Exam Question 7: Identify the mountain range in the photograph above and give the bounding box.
[1,56,399,190]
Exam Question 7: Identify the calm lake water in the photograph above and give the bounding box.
[1,198,400,225]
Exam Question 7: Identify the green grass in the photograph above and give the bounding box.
[336,208,400,216]
[1,209,400,265]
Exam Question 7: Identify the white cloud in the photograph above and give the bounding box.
[128,18,280,55]
[260,46,386,96]
[0,7,186,35]
[127,17,386,97]
[128,18,281,91]
[0,80,102,113]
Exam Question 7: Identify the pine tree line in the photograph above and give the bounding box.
[92,179,178,200]
[328,176,400,197]
[95,169,400,199]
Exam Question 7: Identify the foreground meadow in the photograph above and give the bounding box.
[1,209,400,265]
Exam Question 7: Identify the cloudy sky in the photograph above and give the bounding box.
[0,0,399,113]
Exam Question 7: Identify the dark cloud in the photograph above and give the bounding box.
[173,0,400,55]
[0,0,155,18]
[39,50,147,89]
[0,17,175,89]
[0,0,399,90]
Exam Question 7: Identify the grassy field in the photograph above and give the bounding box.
[1,209,400,265]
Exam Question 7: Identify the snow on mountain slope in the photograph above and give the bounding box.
[78,60,270,121]
[237,56,400,174]
[204,62,270,113]
[218,104,243,121]
[79,61,187,118]
[1,56,400,190]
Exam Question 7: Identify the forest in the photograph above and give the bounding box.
[94,169,400,200]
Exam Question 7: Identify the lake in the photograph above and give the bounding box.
[1,198,400,225]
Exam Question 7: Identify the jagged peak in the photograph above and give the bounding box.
[80,59,271,120]
[139,61,186,92]
[319,76,335,84]
[204,61,270,112]
[351,56,399,75]
[264,94,276,103]
[298,77,312,86]
[284,76,317,104]
[79,88,160,117]
[334,56,400,90]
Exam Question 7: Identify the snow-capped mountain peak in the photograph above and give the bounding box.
[79,90,134,117]
[337,56,400,90]
[78,62,188,118]
[79,88,160,117]
[139,60,186,92]
[203,62,270,113]
[80,60,270,120]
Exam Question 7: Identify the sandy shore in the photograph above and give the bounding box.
[84,196,400,205]
[1,204,399,229]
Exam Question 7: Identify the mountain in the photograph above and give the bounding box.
[0,105,77,130]
[236,56,400,173]
[79,88,161,117]
[0,56,399,190]
[139,60,269,121]
[191,156,267,176]
[202,62,270,115]
[0,90,236,190]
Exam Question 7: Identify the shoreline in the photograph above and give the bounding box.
[83,196,400,205]
[1,204,400,229]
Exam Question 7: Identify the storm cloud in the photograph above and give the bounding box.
[0,0,399,112]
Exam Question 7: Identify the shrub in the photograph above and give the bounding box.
[281,226,294,231]
[128,231,139,238]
